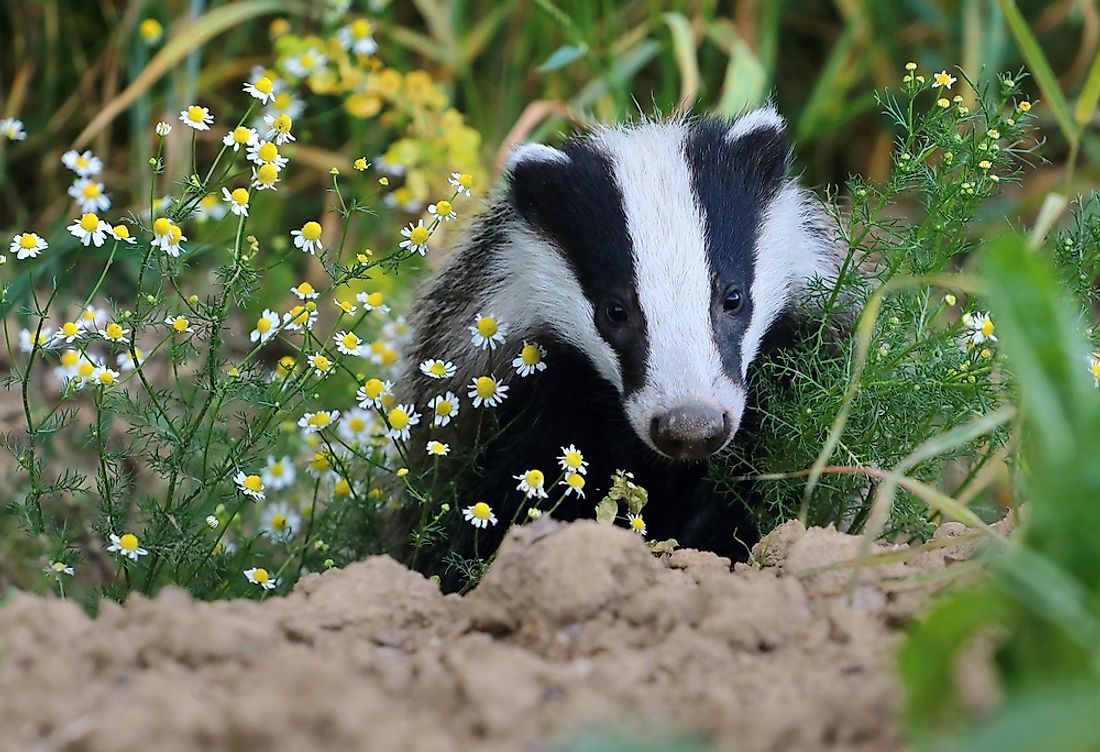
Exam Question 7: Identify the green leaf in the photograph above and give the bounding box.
[661,13,700,109]
[706,20,767,117]
[536,44,588,73]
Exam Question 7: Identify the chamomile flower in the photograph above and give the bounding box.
[1,118,27,141]
[262,455,296,490]
[9,232,47,260]
[962,311,997,346]
[426,440,450,457]
[932,70,957,89]
[367,338,399,367]
[1018,100,1033,113]
[244,567,279,590]
[291,221,323,255]
[284,48,327,78]
[179,104,214,131]
[356,377,393,409]
[52,320,83,345]
[54,349,82,383]
[463,502,497,529]
[99,321,130,344]
[282,304,317,331]
[1089,353,1100,387]
[338,408,374,444]
[299,410,339,434]
[115,348,145,373]
[108,224,136,244]
[383,316,412,344]
[68,212,109,247]
[261,502,301,542]
[151,217,173,248]
[419,358,456,379]
[222,186,251,216]
[247,139,289,170]
[427,199,456,222]
[244,75,277,104]
[73,357,98,388]
[251,309,281,343]
[469,313,507,350]
[139,18,163,44]
[468,374,508,408]
[353,157,369,171]
[155,121,172,136]
[108,532,149,561]
[334,330,364,357]
[333,298,357,315]
[234,471,266,501]
[399,220,430,255]
[251,163,281,191]
[307,352,333,377]
[513,342,547,377]
[306,450,336,480]
[428,392,461,427]
[561,471,586,498]
[206,515,219,529]
[19,327,51,353]
[62,149,102,177]
[45,560,75,577]
[222,125,259,151]
[68,178,111,213]
[89,365,120,388]
[514,469,548,499]
[356,290,389,313]
[558,444,588,475]
[449,172,474,197]
[262,113,296,145]
[337,18,378,55]
[385,404,420,441]
[161,223,187,258]
[291,281,319,300]
[628,513,647,536]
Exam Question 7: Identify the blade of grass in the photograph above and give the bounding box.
[661,13,700,111]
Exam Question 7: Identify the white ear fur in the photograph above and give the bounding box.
[504,143,570,172]
[726,105,786,142]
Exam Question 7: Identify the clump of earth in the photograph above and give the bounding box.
[0,515,1009,752]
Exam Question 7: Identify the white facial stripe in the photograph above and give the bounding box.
[492,225,624,391]
[600,123,742,448]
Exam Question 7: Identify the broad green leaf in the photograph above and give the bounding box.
[537,44,588,73]
[707,20,767,117]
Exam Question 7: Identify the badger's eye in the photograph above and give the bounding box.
[602,300,629,326]
[722,289,745,315]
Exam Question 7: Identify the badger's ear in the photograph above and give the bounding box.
[724,105,791,190]
[504,143,570,172]
[504,142,575,228]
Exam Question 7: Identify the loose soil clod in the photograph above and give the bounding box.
[0,517,1004,752]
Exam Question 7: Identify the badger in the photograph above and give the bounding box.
[394,107,845,587]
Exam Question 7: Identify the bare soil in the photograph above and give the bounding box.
[0,516,1006,752]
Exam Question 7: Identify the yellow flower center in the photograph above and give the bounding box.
[81,182,101,199]
[630,515,645,532]
[80,213,101,232]
[62,321,80,337]
[361,292,382,308]
[75,155,90,169]
[52,561,68,572]
[19,234,38,249]
[388,407,410,430]
[334,478,352,496]
[104,323,124,340]
[232,126,253,144]
[257,163,279,184]
[475,376,497,398]
[435,200,452,216]
[981,319,995,338]
[1018,101,1032,112]
[301,53,316,68]
[409,226,430,245]
[381,347,398,366]
[139,18,162,41]
[521,344,541,365]
[290,305,309,324]
[352,19,372,38]
[78,361,95,378]
[270,462,285,477]
[311,355,331,371]
[524,470,544,488]
[471,502,492,521]
[348,416,367,432]
[153,217,171,236]
[186,105,206,123]
[252,567,270,584]
[296,282,315,296]
[112,225,130,239]
[230,188,249,205]
[564,451,582,469]
[98,370,115,385]
[567,473,585,490]
[255,76,274,94]
[342,333,360,349]
[429,361,447,376]
[256,317,272,334]
[301,221,322,241]
[308,412,331,428]
[477,317,498,338]
[172,317,189,332]
[274,92,293,110]
[168,224,183,244]
[354,157,368,170]
[243,474,263,492]
[1092,363,1100,379]
[428,441,445,454]
[61,350,79,366]
[119,533,140,551]
[435,400,453,417]
[258,142,279,162]
[272,114,292,133]
[458,173,473,188]
[364,378,385,399]
[271,513,287,530]
[310,452,331,472]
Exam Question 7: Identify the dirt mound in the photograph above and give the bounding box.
[0,517,1003,752]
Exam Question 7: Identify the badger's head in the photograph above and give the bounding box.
[499,109,836,461]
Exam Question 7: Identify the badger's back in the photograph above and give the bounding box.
[393,110,846,586]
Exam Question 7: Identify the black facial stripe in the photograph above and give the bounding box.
[685,118,789,380]
[506,140,648,394]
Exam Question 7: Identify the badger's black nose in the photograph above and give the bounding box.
[649,404,732,460]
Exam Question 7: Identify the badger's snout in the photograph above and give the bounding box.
[649,403,733,460]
